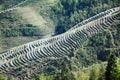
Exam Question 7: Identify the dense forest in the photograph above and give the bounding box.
[0,0,120,80]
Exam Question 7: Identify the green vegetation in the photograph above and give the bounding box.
[105,53,120,80]
[0,60,119,80]
[53,0,120,34]
[0,74,7,80]
[54,62,75,80]
[0,0,120,80]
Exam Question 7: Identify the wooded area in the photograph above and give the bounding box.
[0,0,120,80]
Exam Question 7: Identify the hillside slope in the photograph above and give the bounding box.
[0,0,57,52]
[0,0,120,79]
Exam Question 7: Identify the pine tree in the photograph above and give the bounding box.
[105,53,119,80]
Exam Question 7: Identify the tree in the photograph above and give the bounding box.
[39,73,46,80]
[90,64,100,80]
[105,53,120,80]
[54,61,75,80]
[115,58,120,79]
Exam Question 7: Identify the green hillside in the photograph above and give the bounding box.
[0,0,120,80]
[0,0,57,51]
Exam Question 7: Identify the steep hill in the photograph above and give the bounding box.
[0,0,120,79]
